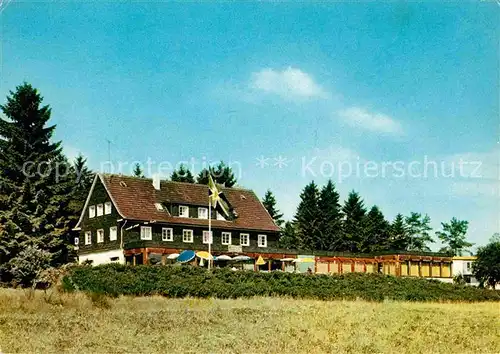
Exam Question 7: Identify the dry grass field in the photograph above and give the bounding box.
[0,288,498,353]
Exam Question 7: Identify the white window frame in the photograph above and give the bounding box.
[109,226,117,241]
[89,205,95,218]
[202,230,213,244]
[140,226,152,240]
[162,228,173,241]
[74,237,79,246]
[97,229,104,243]
[216,212,225,221]
[221,232,232,245]
[258,234,267,248]
[183,229,193,243]
[198,207,208,219]
[96,204,104,217]
[104,202,112,215]
[240,233,250,246]
[85,231,91,245]
[179,205,189,218]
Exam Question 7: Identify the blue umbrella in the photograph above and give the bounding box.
[177,250,196,263]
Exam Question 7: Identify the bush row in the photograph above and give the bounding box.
[61,264,500,302]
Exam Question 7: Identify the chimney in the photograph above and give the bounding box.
[152,174,161,190]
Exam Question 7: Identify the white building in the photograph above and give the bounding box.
[452,256,480,286]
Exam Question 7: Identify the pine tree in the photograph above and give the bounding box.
[389,213,408,251]
[262,189,284,227]
[196,161,237,187]
[171,164,195,183]
[361,205,390,253]
[278,221,298,249]
[294,181,321,251]
[436,217,473,256]
[341,191,366,253]
[317,180,343,251]
[133,163,144,178]
[405,212,434,252]
[0,83,73,283]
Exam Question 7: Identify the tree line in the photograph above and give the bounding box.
[262,181,474,256]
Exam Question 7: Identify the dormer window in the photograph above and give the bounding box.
[179,205,189,218]
[198,207,208,219]
[89,205,95,218]
[216,212,226,221]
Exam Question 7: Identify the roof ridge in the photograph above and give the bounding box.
[100,173,253,192]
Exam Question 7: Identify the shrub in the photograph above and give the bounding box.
[62,264,500,302]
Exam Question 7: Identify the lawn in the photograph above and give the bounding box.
[0,288,498,353]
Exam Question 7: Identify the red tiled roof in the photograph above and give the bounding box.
[100,174,280,232]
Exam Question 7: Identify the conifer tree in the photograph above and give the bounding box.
[294,181,321,251]
[278,221,298,249]
[389,213,408,251]
[341,191,366,253]
[405,212,434,252]
[317,180,343,251]
[0,83,73,282]
[133,163,144,178]
[171,164,195,183]
[361,205,390,253]
[262,189,284,227]
[196,161,237,187]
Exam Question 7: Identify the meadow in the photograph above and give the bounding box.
[0,288,498,353]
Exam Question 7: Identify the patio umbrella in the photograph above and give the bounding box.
[280,258,295,262]
[232,255,252,262]
[196,251,213,260]
[215,255,232,261]
[167,253,179,260]
[293,258,315,263]
[177,250,196,263]
[256,255,266,265]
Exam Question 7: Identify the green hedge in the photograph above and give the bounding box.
[61,264,500,302]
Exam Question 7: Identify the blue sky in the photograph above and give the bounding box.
[1,1,498,249]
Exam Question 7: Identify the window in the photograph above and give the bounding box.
[179,205,189,218]
[97,229,104,243]
[466,262,471,271]
[216,212,226,221]
[85,231,91,245]
[258,234,267,248]
[96,204,104,217]
[162,228,173,241]
[74,237,79,246]
[198,207,208,219]
[89,205,95,218]
[140,226,152,240]
[110,256,119,262]
[202,230,213,244]
[109,226,117,241]
[240,233,250,246]
[183,229,193,243]
[221,232,231,245]
[104,202,112,214]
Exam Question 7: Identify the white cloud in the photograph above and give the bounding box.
[250,67,327,99]
[338,107,403,135]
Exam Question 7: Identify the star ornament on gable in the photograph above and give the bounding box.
[208,174,232,219]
